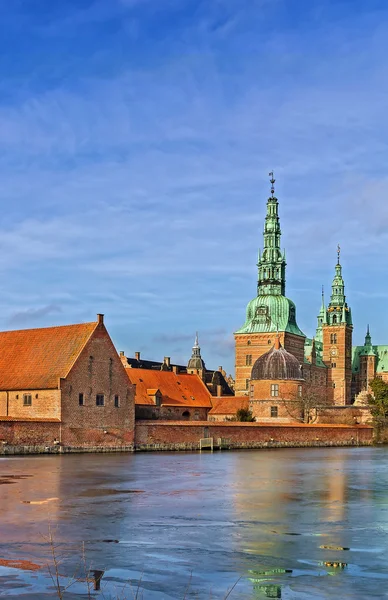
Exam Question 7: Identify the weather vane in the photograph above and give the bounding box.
[337,244,341,264]
[269,171,275,197]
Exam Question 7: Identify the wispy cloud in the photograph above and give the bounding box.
[0,0,388,369]
[8,304,62,327]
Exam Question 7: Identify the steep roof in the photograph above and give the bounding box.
[0,321,98,390]
[125,369,212,407]
[208,396,249,416]
[353,345,388,373]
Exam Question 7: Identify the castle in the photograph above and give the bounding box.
[234,173,387,412]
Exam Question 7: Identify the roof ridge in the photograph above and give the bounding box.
[63,321,99,380]
[0,321,97,335]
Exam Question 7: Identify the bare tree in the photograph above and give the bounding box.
[280,384,328,423]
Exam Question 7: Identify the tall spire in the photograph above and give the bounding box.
[315,286,327,342]
[327,246,352,326]
[257,172,286,296]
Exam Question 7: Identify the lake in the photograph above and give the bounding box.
[0,447,387,599]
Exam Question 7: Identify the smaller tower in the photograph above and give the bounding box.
[187,333,206,379]
[322,246,353,405]
[315,286,327,345]
[359,325,377,393]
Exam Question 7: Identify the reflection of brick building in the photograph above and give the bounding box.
[234,173,373,416]
[0,314,135,449]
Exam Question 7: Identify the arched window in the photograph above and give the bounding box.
[182,410,190,419]
[332,314,337,324]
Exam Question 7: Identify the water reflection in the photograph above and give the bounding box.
[0,448,387,599]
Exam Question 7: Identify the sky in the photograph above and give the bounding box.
[1,0,388,375]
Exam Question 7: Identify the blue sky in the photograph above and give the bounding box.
[1,0,388,375]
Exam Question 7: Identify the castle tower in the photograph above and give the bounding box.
[187,332,206,379]
[322,246,353,405]
[358,325,377,393]
[234,174,305,395]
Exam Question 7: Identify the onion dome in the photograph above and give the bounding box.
[187,333,206,370]
[251,337,303,380]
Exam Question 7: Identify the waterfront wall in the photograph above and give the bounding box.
[0,418,373,454]
[135,421,373,451]
[0,419,133,454]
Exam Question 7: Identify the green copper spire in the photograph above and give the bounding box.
[327,245,352,326]
[360,325,376,356]
[315,286,327,343]
[257,172,286,296]
[235,174,305,337]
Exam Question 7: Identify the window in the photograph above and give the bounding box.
[23,394,32,406]
[330,333,337,344]
[247,340,251,346]
[246,354,252,366]
[270,384,279,397]
[331,362,336,368]
[96,394,105,406]
[245,378,250,390]
[332,315,337,324]
[114,395,120,408]
[79,393,84,406]
[268,339,271,344]
[297,385,302,398]
[270,406,278,418]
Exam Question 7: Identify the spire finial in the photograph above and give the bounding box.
[321,284,324,300]
[337,243,341,265]
[194,331,199,347]
[367,324,370,335]
[269,171,275,197]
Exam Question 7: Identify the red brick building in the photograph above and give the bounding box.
[234,174,357,415]
[123,367,212,421]
[0,314,135,449]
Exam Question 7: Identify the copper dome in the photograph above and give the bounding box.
[251,338,303,381]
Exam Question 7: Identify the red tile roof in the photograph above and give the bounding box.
[0,416,61,422]
[208,396,249,415]
[126,369,212,407]
[0,322,98,391]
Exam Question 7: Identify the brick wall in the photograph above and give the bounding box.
[234,332,305,395]
[316,405,372,425]
[0,420,60,446]
[250,398,304,423]
[0,389,61,420]
[322,324,352,405]
[135,405,209,421]
[60,322,135,448]
[135,421,373,450]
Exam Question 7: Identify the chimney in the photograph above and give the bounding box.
[119,351,124,357]
[218,366,223,372]
[135,351,141,361]
[172,365,180,374]
[97,314,104,325]
[216,384,222,397]
[164,356,171,367]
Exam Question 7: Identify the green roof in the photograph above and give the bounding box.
[352,345,388,373]
[304,337,327,368]
[235,294,305,336]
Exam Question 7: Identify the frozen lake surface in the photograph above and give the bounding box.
[0,447,387,599]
